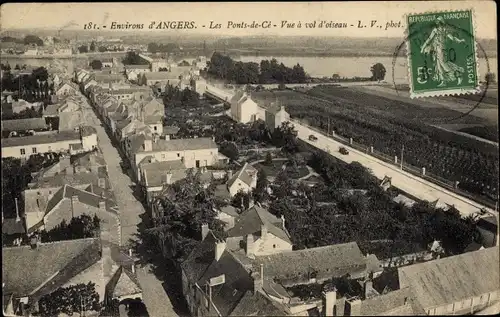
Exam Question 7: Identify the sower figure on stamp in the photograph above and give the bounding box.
[420,16,466,87]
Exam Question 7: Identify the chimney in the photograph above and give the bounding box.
[101,231,113,277]
[165,171,173,185]
[15,198,21,222]
[215,239,226,261]
[99,200,106,210]
[71,195,79,204]
[363,278,374,299]
[252,264,264,294]
[201,223,209,240]
[281,214,285,228]
[30,235,39,249]
[346,298,362,316]
[246,234,255,258]
[322,287,337,317]
[143,138,152,152]
[248,197,255,209]
[261,224,268,238]
[227,169,233,180]
[131,263,136,274]
[129,248,133,257]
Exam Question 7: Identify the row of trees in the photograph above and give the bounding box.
[122,51,149,65]
[162,85,200,109]
[148,42,179,54]
[206,52,307,84]
[40,214,101,243]
[1,35,44,46]
[1,66,54,103]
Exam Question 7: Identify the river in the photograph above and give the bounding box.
[235,55,497,84]
[2,55,496,84]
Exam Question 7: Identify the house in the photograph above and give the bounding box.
[125,65,151,81]
[24,46,38,56]
[139,159,187,202]
[143,71,190,87]
[23,184,121,244]
[216,205,239,230]
[392,194,416,208]
[42,98,82,117]
[398,247,500,315]
[2,204,26,246]
[2,238,102,315]
[224,205,293,256]
[180,231,288,317]
[55,81,80,96]
[264,103,290,132]
[104,265,143,307]
[58,111,85,131]
[1,126,98,159]
[226,163,258,197]
[181,223,384,317]
[102,58,114,68]
[133,137,224,170]
[94,73,126,84]
[230,90,259,124]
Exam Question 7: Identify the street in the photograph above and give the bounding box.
[292,120,496,217]
[84,95,181,317]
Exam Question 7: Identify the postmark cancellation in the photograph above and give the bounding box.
[406,9,481,99]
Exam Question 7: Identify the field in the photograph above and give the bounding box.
[252,88,499,202]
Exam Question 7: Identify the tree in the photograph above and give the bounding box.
[98,46,107,52]
[37,282,100,316]
[220,142,239,161]
[40,214,100,243]
[78,45,88,53]
[485,72,496,83]
[264,152,273,165]
[370,63,386,81]
[232,190,251,210]
[89,41,96,52]
[23,35,43,46]
[253,168,269,203]
[89,59,103,70]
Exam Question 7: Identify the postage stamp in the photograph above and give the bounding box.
[406,9,481,98]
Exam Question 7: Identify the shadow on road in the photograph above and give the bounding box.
[128,209,191,317]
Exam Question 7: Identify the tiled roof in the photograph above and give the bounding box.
[126,133,147,154]
[144,115,163,124]
[93,73,125,83]
[80,125,97,137]
[149,137,218,152]
[1,118,48,132]
[227,163,258,188]
[109,266,142,298]
[58,111,84,131]
[181,231,218,283]
[398,247,500,309]
[2,218,26,235]
[1,131,81,147]
[142,160,187,187]
[71,151,107,168]
[197,251,254,316]
[226,205,291,244]
[220,205,239,217]
[45,184,119,215]
[229,290,286,316]
[162,125,180,135]
[2,238,100,297]
[253,242,367,281]
[145,71,185,81]
[125,65,150,70]
[359,287,426,316]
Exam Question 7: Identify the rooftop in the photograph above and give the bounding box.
[2,238,101,298]
[147,137,218,152]
[1,118,48,132]
[227,163,258,188]
[398,247,500,309]
[253,242,367,282]
[1,130,81,148]
[145,71,185,81]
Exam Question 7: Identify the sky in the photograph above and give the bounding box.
[0,1,497,39]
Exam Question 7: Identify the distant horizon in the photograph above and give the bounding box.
[1,28,497,42]
[1,2,497,39]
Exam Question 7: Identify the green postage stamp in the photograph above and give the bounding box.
[406,9,480,98]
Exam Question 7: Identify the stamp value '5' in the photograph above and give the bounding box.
[406,9,480,98]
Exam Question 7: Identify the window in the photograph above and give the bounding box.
[154,126,157,131]
[273,244,276,248]
[20,148,26,155]
[48,146,52,152]
[177,153,180,157]
[32,147,37,154]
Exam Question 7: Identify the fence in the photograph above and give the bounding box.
[291,118,497,210]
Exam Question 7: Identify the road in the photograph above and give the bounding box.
[83,93,179,317]
[292,120,496,218]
